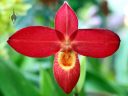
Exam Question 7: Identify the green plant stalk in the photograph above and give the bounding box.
[75,56,86,94]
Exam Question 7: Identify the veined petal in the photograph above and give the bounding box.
[55,2,78,36]
[53,51,80,94]
[71,29,120,58]
[8,26,61,58]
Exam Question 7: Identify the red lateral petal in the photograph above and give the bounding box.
[53,51,80,94]
[72,29,120,58]
[55,2,78,36]
[8,26,61,57]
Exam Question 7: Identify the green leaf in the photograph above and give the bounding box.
[76,56,86,93]
[0,58,40,96]
[40,68,55,96]
[86,71,127,95]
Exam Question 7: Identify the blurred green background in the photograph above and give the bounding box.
[0,0,128,96]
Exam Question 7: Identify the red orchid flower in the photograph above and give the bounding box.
[7,2,120,94]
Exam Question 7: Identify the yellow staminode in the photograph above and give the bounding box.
[58,51,76,71]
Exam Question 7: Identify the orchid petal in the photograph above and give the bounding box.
[71,29,120,58]
[53,51,80,93]
[8,26,61,57]
[55,2,78,36]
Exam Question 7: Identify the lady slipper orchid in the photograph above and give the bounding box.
[7,2,120,94]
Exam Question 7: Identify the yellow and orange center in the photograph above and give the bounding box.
[58,51,76,70]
